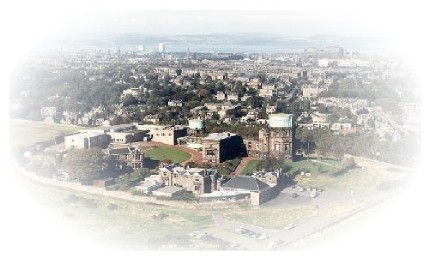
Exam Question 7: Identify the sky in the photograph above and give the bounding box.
[6,0,428,39]
[46,10,382,37]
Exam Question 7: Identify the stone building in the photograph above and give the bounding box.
[106,146,145,169]
[202,133,247,163]
[158,164,220,197]
[220,176,277,205]
[217,170,287,205]
[151,125,187,145]
[244,113,295,159]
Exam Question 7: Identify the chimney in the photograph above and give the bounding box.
[216,177,223,191]
[210,173,216,192]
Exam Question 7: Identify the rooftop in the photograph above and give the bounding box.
[160,164,217,177]
[204,132,238,141]
[154,186,184,194]
[222,176,270,192]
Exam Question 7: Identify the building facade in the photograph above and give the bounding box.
[106,146,145,169]
[151,125,187,145]
[65,133,111,150]
[244,113,295,159]
[109,131,147,144]
[158,164,220,197]
[202,133,247,163]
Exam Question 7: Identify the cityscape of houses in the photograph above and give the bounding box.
[10,41,420,207]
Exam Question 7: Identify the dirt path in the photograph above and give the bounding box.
[234,156,260,175]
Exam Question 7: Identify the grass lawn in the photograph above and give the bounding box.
[286,159,340,174]
[294,156,409,193]
[241,160,259,174]
[144,147,191,163]
[9,119,81,149]
[19,178,213,250]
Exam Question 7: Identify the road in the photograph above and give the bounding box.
[207,184,396,250]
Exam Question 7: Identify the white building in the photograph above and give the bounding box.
[158,43,166,53]
[64,133,110,150]
[318,59,329,67]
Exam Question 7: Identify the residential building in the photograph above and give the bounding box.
[167,100,183,107]
[121,88,142,98]
[158,164,220,197]
[135,175,164,194]
[216,91,226,101]
[106,146,145,169]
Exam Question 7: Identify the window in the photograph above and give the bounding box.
[168,133,172,136]
[194,185,200,191]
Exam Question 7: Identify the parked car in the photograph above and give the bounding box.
[309,191,319,198]
[284,224,295,230]
[258,233,269,240]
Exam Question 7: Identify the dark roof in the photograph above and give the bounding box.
[221,176,270,192]
[108,147,130,155]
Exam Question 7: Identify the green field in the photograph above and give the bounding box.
[241,160,259,174]
[19,179,213,250]
[287,159,339,174]
[144,147,191,163]
[294,157,409,193]
[9,119,81,149]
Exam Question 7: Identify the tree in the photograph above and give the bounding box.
[256,157,285,172]
[296,128,314,158]
[116,168,150,191]
[61,148,112,184]
[122,94,138,107]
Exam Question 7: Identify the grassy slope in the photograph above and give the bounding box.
[241,160,259,174]
[20,178,213,250]
[9,119,81,149]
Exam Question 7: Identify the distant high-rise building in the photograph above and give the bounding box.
[158,43,166,53]
[302,70,308,79]
[186,48,190,62]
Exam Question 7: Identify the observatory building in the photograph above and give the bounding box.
[244,113,294,159]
